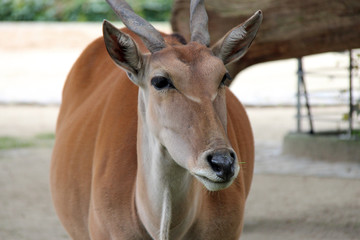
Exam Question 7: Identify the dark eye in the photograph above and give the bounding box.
[220,73,232,87]
[151,76,175,90]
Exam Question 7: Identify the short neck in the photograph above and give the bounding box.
[135,96,201,239]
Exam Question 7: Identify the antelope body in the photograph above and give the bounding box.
[50,0,262,239]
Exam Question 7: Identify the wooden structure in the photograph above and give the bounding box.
[171,0,360,77]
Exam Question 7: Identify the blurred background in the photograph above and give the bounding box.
[0,0,171,21]
[0,0,360,239]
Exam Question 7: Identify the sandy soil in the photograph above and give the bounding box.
[1,147,360,240]
[0,23,359,239]
[1,106,359,240]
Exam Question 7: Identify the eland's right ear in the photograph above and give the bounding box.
[211,11,262,65]
[103,20,144,85]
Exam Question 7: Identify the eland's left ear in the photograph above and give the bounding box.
[211,11,263,65]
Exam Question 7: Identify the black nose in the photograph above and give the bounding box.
[206,149,236,181]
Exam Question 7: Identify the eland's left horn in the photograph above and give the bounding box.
[106,0,166,53]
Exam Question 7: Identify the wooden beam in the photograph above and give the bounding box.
[171,0,360,77]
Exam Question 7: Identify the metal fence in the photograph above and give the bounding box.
[296,50,360,139]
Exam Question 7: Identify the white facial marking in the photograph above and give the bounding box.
[210,92,218,102]
[184,93,201,103]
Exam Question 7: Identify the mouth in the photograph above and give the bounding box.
[194,173,234,191]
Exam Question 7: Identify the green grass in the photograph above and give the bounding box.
[0,133,55,150]
[0,137,35,150]
[35,133,55,140]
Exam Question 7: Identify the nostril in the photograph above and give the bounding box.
[229,151,236,161]
[206,154,213,163]
[206,154,221,172]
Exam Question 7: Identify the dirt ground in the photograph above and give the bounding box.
[1,23,360,239]
[1,106,360,240]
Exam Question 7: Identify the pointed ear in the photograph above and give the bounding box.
[211,11,263,65]
[103,20,144,85]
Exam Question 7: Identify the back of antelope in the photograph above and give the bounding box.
[50,0,262,239]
